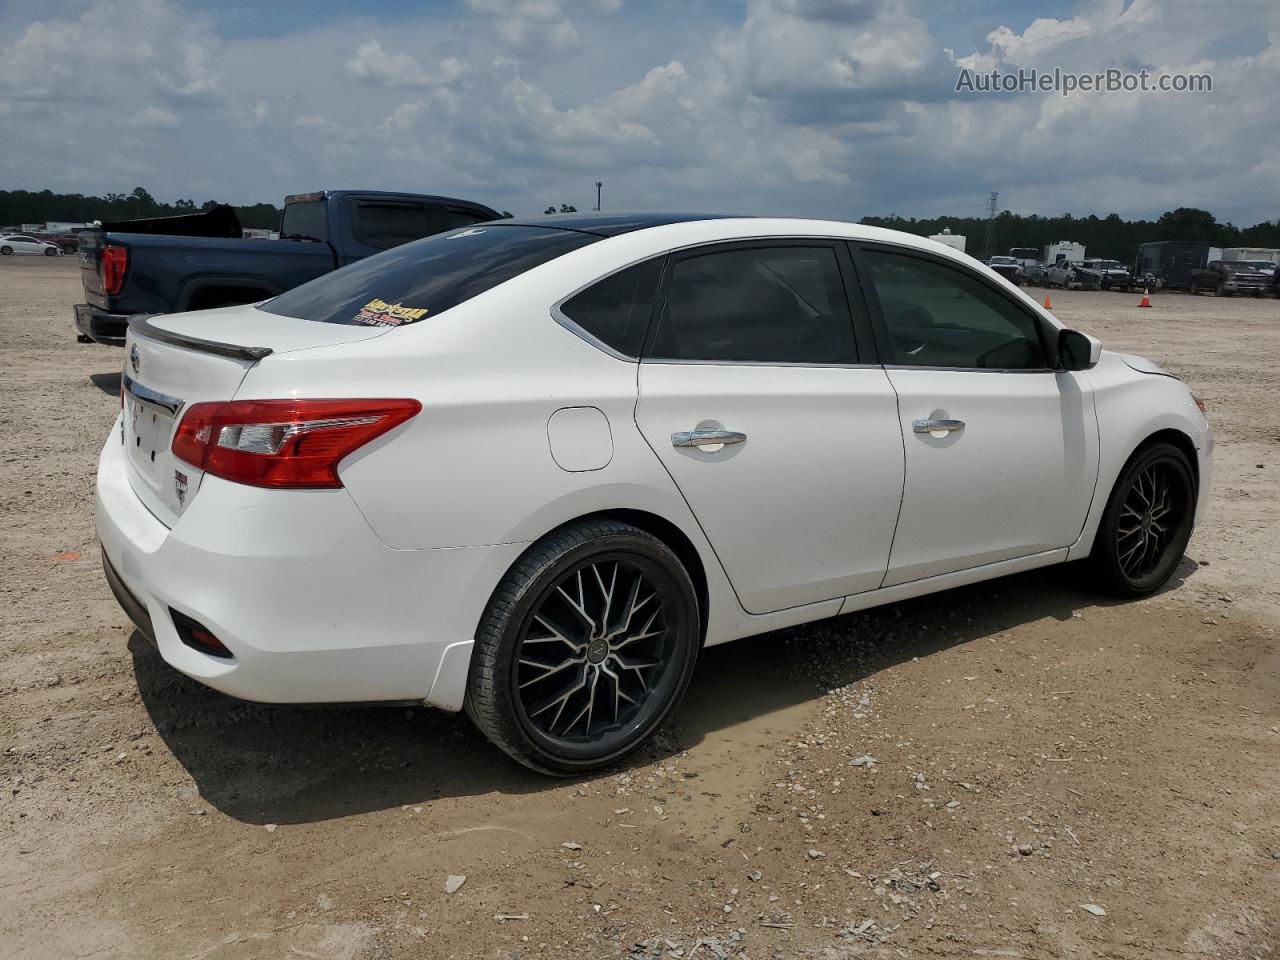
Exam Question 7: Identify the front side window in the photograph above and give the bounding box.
[648,245,855,364]
[260,225,598,327]
[353,202,434,249]
[559,258,665,357]
[863,250,1047,370]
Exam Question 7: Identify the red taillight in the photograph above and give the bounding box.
[171,398,420,489]
[101,245,128,296]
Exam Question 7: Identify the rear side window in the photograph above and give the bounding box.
[353,202,434,249]
[648,245,856,364]
[863,250,1046,369]
[558,258,665,357]
[260,225,599,327]
[280,201,328,243]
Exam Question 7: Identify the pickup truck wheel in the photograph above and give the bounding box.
[0,246,12,256]
[1218,286,1232,297]
[1189,280,1200,295]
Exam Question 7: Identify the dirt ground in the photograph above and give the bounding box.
[1,256,1277,960]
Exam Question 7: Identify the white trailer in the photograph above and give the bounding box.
[1044,241,1085,265]
[1222,247,1280,265]
[928,228,967,253]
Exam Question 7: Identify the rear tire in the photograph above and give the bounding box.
[1090,442,1195,597]
[466,519,700,775]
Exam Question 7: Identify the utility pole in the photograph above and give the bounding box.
[595,181,603,212]
[982,191,998,259]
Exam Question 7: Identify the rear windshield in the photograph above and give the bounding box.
[260,225,599,327]
[280,201,328,243]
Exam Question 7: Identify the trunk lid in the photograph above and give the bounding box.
[122,304,391,527]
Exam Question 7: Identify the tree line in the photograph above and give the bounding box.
[4,188,1277,256]
[0,187,282,231]
[859,207,1280,259]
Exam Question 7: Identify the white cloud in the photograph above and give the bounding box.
[0,0,1276,228]
[345,40,467,88]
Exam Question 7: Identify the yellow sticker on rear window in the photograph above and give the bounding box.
[352,298,429,327]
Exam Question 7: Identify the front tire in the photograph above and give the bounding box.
[1090,442,1195,597]
[466,519,701,775]
[44,246,56,256]
[0,246,11,255]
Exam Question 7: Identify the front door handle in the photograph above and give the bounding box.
[671,429,747,448]
[912,418,965,434]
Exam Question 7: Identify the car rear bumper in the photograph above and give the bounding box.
[75,303,130,346]
[95,416,521,708]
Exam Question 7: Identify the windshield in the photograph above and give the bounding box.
[1222,260,1259,270]
[260,225,599,327]
[1244,261,1275,271]
[989,257,1017,265]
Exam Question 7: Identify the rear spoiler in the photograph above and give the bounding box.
[129,315,273,362]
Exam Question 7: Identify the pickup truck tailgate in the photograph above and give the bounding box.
[77,229,107,306]
[121,304,390,527]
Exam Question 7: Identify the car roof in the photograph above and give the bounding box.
[491,212,745,237]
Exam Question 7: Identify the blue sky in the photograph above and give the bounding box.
[2,0,1277,225]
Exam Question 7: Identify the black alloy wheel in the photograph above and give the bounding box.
[1092,442,1195,596]
[467,519,700,775]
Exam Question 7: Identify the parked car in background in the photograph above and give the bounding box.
[73,190,501,345]
[986,255,1022,283]
[1240,260,1277,279]
[1081,258,1135,291]
[1009,248,1042,285]
[1020,262,1045,286]
[0,234,60,256]
[1189,260,1271,297]
[98,213,1211,774]
[1045,260,1101,290]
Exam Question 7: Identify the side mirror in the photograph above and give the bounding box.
[1059,328,1101,371]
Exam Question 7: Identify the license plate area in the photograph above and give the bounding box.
[126,396,176,477]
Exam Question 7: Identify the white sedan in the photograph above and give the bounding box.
[96,214,1211,773]
[0,234,60,256]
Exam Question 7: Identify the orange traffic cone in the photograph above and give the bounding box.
[1138,287,1151,308]
[1043,293,1053,309]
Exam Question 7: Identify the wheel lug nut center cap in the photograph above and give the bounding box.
[586,639,609,664]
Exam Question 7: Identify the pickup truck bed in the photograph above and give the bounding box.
[75,191,500,345]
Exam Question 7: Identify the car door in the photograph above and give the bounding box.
[853,243,1097,587]
[634,240,905,614]
[10,236,39,254]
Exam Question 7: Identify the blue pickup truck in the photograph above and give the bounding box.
[74,189,501,345]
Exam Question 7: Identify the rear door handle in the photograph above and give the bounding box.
[671,429,747,448]
[912,418,965,434]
